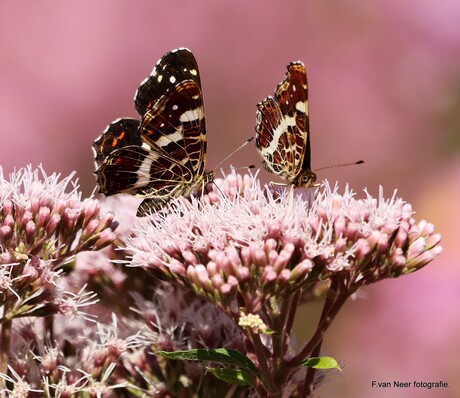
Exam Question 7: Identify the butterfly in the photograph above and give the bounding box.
[93,48,214,216]
[255,61,317,187]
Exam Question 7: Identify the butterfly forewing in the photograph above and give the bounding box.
[255,61,316,187]
[93,48,212,216]
[134,48,202,117]
[140,80,206,178]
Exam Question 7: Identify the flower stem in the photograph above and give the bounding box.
[270,293,299,389]
[283,291,300,342]
[301,334,324,397]
[0,302,13,388]
[250,331,279,396]
[286,280,350,368]
[300,281,339,396]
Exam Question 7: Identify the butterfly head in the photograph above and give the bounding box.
[204,171,215,185]
[292,169,317,188]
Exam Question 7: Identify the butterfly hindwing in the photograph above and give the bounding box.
[92,118,142,169]
[95,146,154,196]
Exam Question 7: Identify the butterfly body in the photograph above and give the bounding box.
[255,61,316,187]
[93,48,212,216]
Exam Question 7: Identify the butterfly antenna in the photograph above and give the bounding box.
[215,164,256,179]
[314,160,364,172]
[213,136,255,171]
[211,181,224,197]
[210,165,256,199]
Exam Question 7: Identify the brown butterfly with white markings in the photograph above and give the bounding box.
[255,61,363,187]
[255,61,316,187]
[93,48,214,216]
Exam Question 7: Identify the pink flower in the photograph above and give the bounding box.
[0,165,117,264]
[0,165,120,391]
[120,171,440,396]
[127,172,442,317]
[0,166,118,320]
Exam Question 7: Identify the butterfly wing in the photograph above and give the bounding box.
[139,80,207,183]
[95,80,207,215]
[92,118,142,169]
[95,145,196,213]
[256,61,313,186]
[134,48,202,117]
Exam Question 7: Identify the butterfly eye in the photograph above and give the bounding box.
[300,172,316,186]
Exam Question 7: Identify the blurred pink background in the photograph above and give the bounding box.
[1,1,459,396]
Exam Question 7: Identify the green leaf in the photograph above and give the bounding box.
[301,356,341,370]
[206,367,257,388]
[157,348,260,376]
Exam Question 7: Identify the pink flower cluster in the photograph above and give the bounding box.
[0,167,442,397]
[128,171,442,315]
[0,166,116,265]
[0,166,120,394]
[0,166,118,320]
